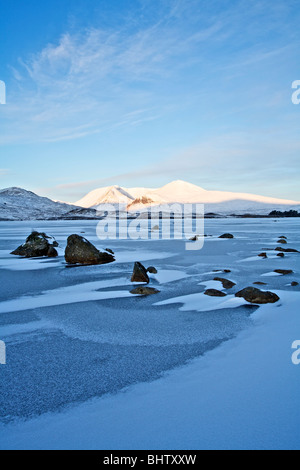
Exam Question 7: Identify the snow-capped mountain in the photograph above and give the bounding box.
[1,182,300,220]
[75,180,300,215]
[0,187,96,220]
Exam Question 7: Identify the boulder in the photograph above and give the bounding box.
[204,289,227,297]
[47,246,58,258]
[11,231,58,258]
[213,277,236,289]
[105,248,114,254]
[219,233,234,239]
[147,266,158,274]
[189,235,198,241]
[279,236,287,239]
[274,269,294,275]
[277,253,285,258]
[65,235,115,265]
[291,281,299,287]
[131,262,149,283]
[235,287,279,304]
[130,286,160,295]
[277,239,287,244]
[258,252,268,258]
[253,281,267,285]
[275,247,299,253]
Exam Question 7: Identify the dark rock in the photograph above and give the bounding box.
[279,236,287,239]
[189,235,198,241]
[130,286,160,295]
[253,282,267,285]
[11,231,58,258]
[147,266,158,274]
[258,252,268,258]
[204,289,227,297]
[212,269,231,273]
[65,235,115,265]
[213,277,236,289]
[275,247,299,253]
[277,253,285,258]
[277,239,287,244]
[105,248,114,254]
[131,262,149,283]
[291,281,299,286]
[274,269,294,275]
[47,246,58,258]
[219,233,234,239]
[235,287,279,304]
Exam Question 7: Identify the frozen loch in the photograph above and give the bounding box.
[0,218,299,449]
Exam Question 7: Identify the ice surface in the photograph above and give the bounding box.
[0,218,299,449]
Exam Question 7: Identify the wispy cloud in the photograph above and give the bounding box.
[2,0,297,145]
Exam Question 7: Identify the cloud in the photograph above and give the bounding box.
[2,0,296,145]
[0,169,9,177]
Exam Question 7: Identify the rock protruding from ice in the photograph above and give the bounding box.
[213,277,236,289]
[131,262,149,283]
[130,286,160,295]
[11,231,58,258]
[275,247,299,253]
[219,233,234,239]
[235,287,279,304]
[204,289,227,297]
[147,266,158,274]
[274,269,294,275]
[65,235,115,265]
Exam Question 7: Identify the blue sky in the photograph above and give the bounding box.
[0,0,300,202]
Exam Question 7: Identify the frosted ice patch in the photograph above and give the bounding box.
[155,292,246,312]
[0,277,133,313]
[150,269,190,284]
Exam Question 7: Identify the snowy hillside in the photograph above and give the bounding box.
[0,187,95,221]
[75,180,300,215]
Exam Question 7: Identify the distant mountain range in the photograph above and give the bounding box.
[75,180,300,216]
[0,187,97,221]
[0,182,299,220]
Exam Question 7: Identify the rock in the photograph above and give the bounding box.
[275,247,299,253]
[235,287,279,304]
[212,269,231,273]
[47,246,58,258]
[11,231,58,258]
[279,236,287,239]
[277,239,287,244]
[131,262,149,283]
[65,235,115,265]
[204,289,227,297]
[147,266,158,274]
[253,282,267,285]
[258,252,268,258]
[277,253,285,258]
[189,235,198,241]
[291,281,299,286]
[274,269,294,275]
[219,233,234,239]
[213,277,236,289]
[130,286,160,295]
[105,248,114,254]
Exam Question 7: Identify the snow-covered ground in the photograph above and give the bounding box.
[0,218,299,450]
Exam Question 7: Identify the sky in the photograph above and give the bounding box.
[0,0,300,203]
